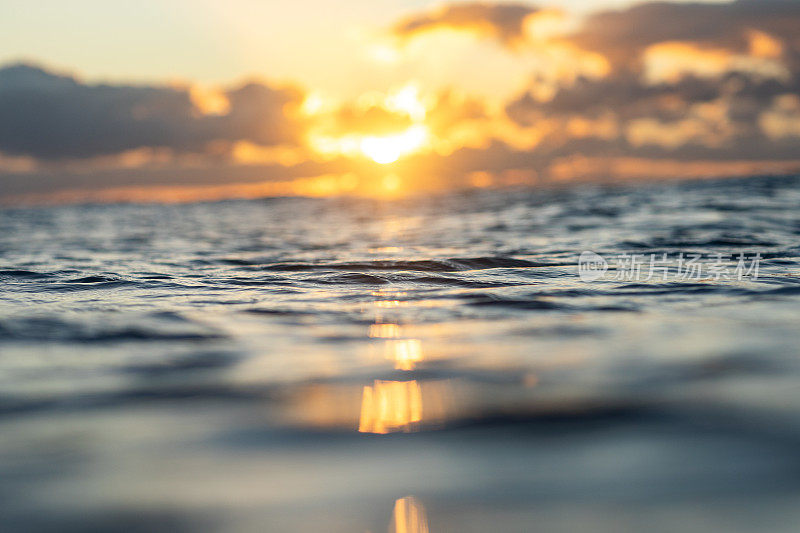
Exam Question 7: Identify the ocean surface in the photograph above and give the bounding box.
[1,174,800,532]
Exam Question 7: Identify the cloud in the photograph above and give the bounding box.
[392,3,541,48]
[3,1,800,203]
[501,0,800,166]
[318,105,414,137]
[505,73,800,167]
[572,0,800,72]
[0,63,304,160]
[384,0,800,186]
[391,1,800,72]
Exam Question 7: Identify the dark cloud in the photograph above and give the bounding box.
[505,72,800,165]
[392,1,800,69]
[392,3,540,47]
[573,0,800,72]
[499,0,800,167]
[510,71,799,120]
[0,63,303,160]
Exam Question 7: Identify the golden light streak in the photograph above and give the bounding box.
[390,496,430,533]
[369,323,401,338]
[358,379,453,434]
[358,380,423,434]
[385,339,424,371]
[280,377,455,432]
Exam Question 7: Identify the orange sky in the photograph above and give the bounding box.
[1,0,799,204]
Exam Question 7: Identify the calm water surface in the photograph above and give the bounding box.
[1,175,800,532]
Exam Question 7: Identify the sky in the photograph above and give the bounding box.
[1,0,799,204]
[0,0,730,98]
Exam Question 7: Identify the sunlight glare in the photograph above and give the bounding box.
[307,83,430,166]
[360,125,428,164]
[390,496,430,533]
[385,84,427,121]
[359,380,423,434]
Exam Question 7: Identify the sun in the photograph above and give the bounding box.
[306,83,431,165]
[359,125,428,164]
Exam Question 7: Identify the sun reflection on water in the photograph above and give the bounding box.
[358,379,423,434]
[385,338,424,371]
[358,377,453,434]
[369,323,402,338]
[389,495,430,533]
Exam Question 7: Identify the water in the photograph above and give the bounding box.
[1,175,800,532]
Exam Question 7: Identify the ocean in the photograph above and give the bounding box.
[1,174,800,532]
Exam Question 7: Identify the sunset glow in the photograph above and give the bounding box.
[1,0,799,205]
[358,380,423,434]
[359,125,429,164]
[390,496,431,533]
[306,84,431,165]
[3,3,800,531]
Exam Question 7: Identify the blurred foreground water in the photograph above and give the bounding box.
[1,175,800,532]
